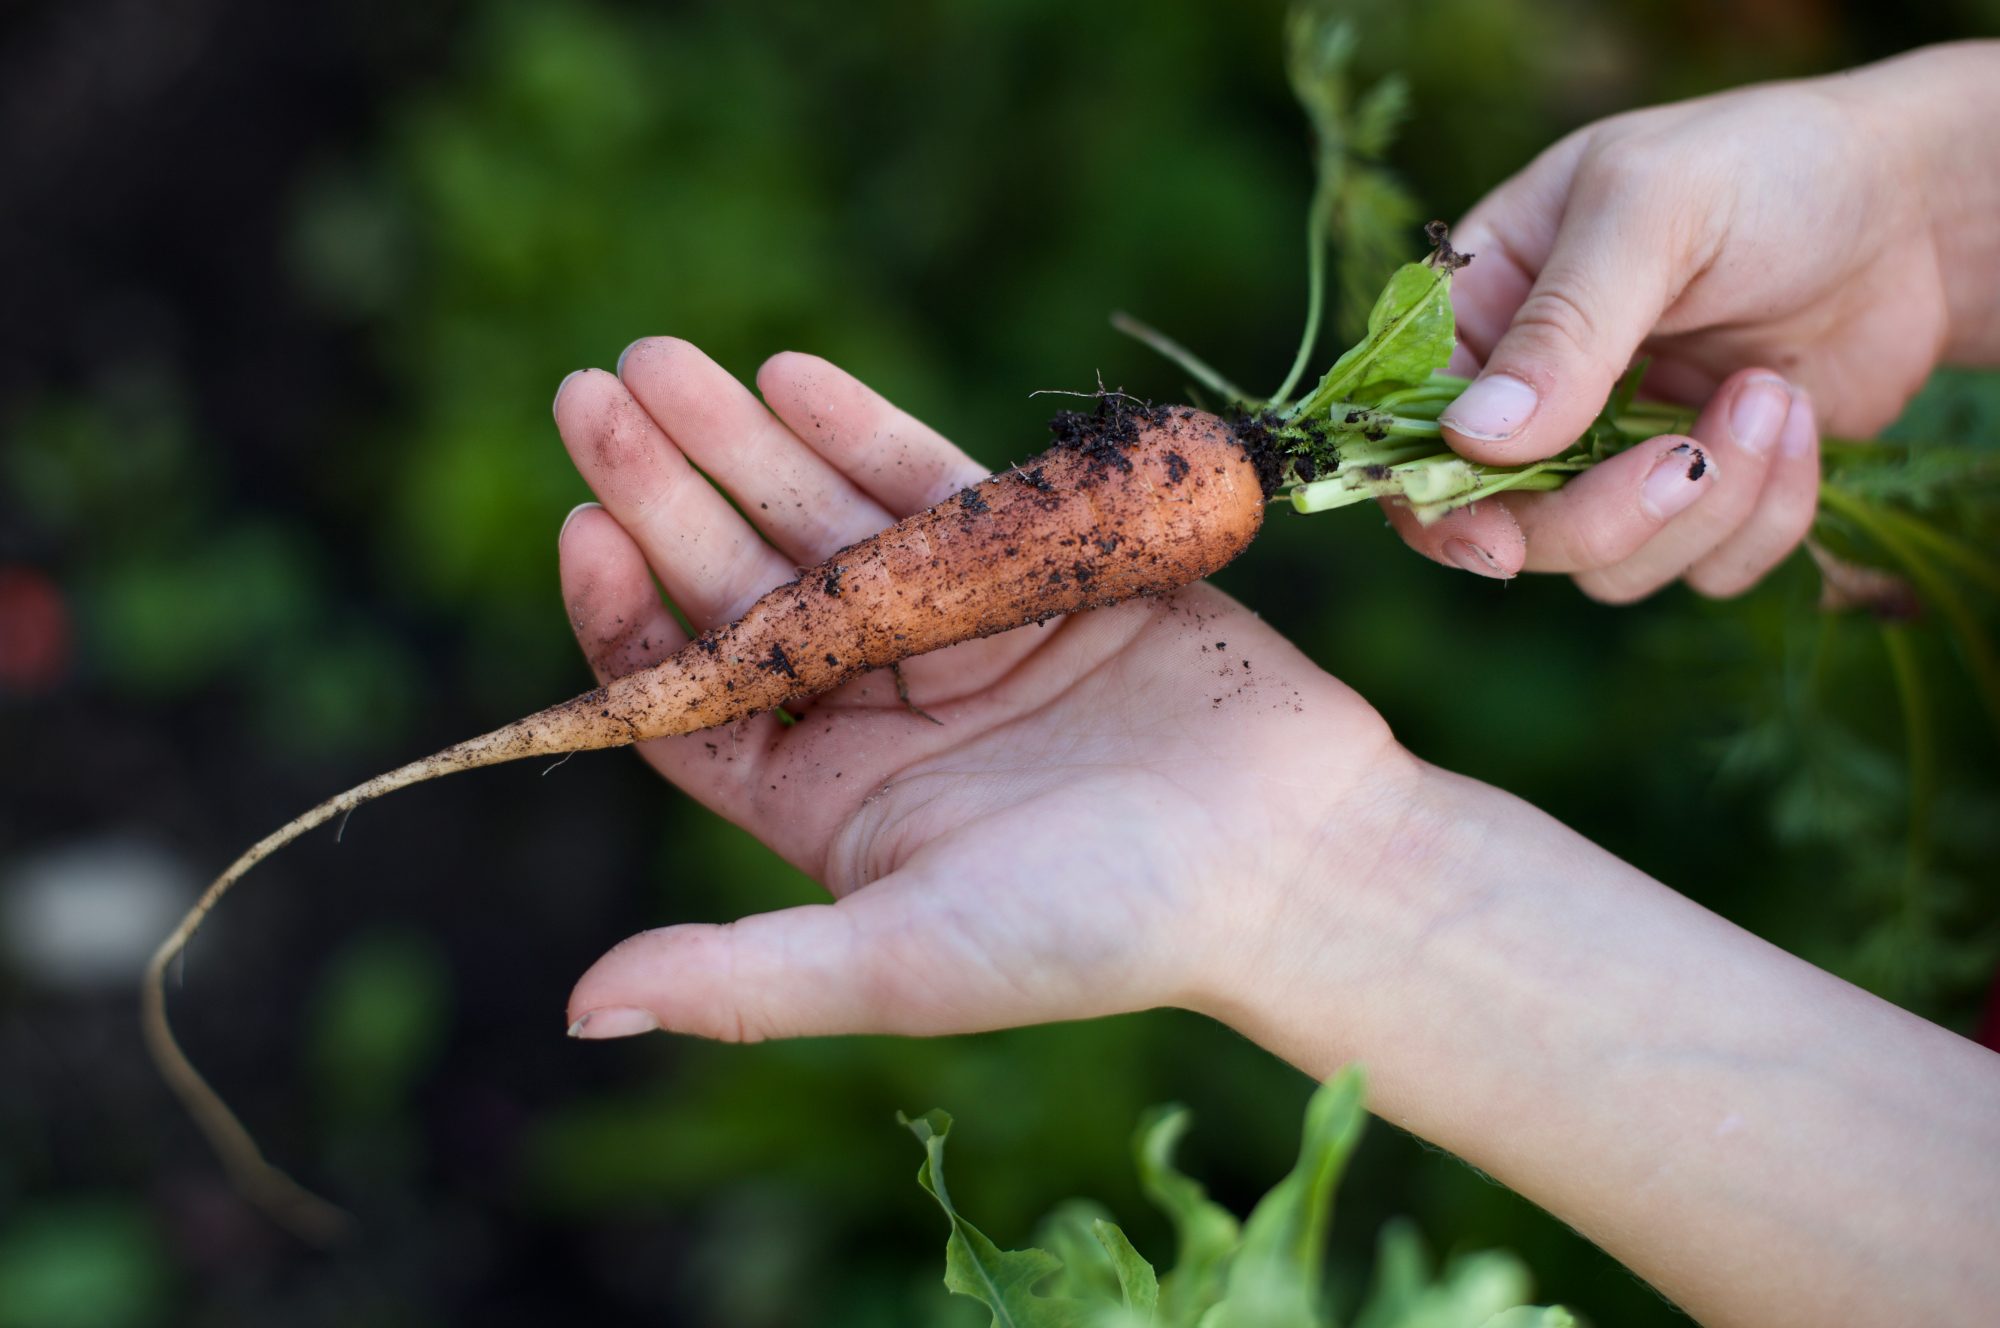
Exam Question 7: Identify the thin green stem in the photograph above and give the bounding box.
[1268,203,1328,409]
[1819,483,2000,740]
[1879,622,1934,997]
[1109,312,1253,404]
[1865,504,2000,599]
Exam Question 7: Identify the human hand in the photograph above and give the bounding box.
[551,340,1415,1043]
[1392,44,2000,601]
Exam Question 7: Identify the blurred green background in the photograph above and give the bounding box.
[3,1,1997,1324]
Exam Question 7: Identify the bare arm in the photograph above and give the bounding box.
[1208,765,2000,1328]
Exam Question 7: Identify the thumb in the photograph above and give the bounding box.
[565,875,1012,1043]
[1441,174,1684,465]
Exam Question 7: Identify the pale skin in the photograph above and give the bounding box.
[553,42,2000,1328]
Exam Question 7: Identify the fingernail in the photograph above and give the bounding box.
[615,339,647,377]
[1440,373,1539,442]
[1443,538,1510,579]
[1728,375,1789,454]
[558,501,600,546]
[1640,443,1715,521]
[1780,387,1816,458]
[552,369,584,421]
[567,1006,659,1040]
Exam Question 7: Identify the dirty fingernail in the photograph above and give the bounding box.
[1729,375,1789,454]
[1440,373,1538,443]
[558,501,600,546]
[616,338,649,377]
[1640,443,1715,521]
[1443,538,1510,579]
[567,1006,659,1040]
[552,369,584,421]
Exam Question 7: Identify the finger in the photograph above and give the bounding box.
[1504,435,1721,575]
[1570,370,1792,603]
[557,485,787,822]
[1441,147,1704,467]
[566,877,999,1043]
[618,338,895,564]
[553,367,795,627]
[756,351,988,516]
[1686,389,1821,598]
[1447,131,1590,364]
[1379,497,1526,579]
[557,501,685,680]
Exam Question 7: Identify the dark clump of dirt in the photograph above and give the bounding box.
[760,644,797,679]
[1163,452,1189,485]
[958,486,990,514]
[1047,393,1164,477]
[1225,413,1288,498]
[822,564,844,596]
[1013,466,1053,492]
[1686,447,1708,481]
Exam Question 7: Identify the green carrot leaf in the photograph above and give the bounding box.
[901,1110,1105,1328]
[1199,1065,1368,1328]
[1032,1200,1127,1304]
[1295,258,1456,415]
[1352,1220,1570,1328]
[1093,1219,1161,1321]
[1134,1105,1243,1325]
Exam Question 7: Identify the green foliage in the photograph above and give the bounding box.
[1285,6,1421,347]
[905,1070,1568,1328]
[304,927,452,1126]
[1291,257,1456,416]
[0,1201,171,1328]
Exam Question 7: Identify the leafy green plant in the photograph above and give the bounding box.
[901,1069,1573,1328]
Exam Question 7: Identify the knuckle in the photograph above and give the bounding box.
[1684,562,1755,600]
[1558,511,1638,572]
[1509,284,1601,362]
[1575,565,1661,605]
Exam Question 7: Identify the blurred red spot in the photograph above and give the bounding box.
[0,564,72,693]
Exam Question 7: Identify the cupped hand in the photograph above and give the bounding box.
[1393,54,1969,599]
[551,340,1411,1044]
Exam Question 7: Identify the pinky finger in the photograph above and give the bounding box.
[558,502,685,682]
[1685,391,1820,599]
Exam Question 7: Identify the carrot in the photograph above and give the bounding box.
[145,398,1274,1239]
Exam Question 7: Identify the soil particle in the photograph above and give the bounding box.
[958,486,990,515]
[1014,466,1053,493]
[1224,413,1287,497]
[1686,447,1708,481]
[760,645,797,679]
[1163,451,1189,484]
[822,564,844,596]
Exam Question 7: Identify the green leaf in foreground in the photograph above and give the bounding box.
[905,1072,1573,1328]
[1292,255,1457,416]
[1198,1064,1366,1327]
[899,1109,1109,1328]
[1134,1105,1242,1323]
[1353,1219,1566,1328]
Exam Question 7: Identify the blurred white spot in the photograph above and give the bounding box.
[1715,1112,1744,1137]
[1,838,196,990]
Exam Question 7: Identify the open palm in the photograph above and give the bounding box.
[553,339,1405,1042]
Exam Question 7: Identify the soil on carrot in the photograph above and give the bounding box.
[1045,391,1286,498]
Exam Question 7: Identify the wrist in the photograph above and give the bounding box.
[1189,755,1530,1072]
[1841,41,2000,364]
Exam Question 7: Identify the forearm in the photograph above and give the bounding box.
[1848,40,2000,365]
[1209,765,2000,1328]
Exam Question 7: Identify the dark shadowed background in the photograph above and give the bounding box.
[4,1,1997,1324]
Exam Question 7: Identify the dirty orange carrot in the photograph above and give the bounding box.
[145,399,1276,1238]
